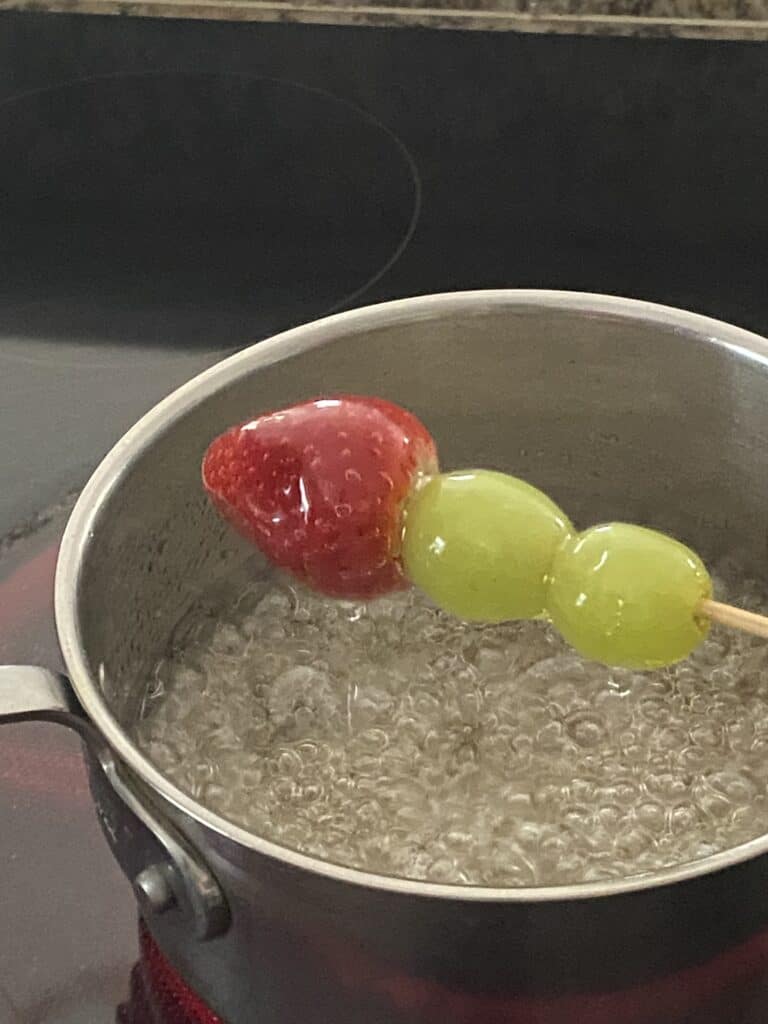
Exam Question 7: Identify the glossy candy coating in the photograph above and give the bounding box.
[202,396,438,599]
[547,523,712,669]
[401,470,573,622]
[204,395,717,670]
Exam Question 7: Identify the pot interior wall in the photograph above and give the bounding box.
[72,301,768,728]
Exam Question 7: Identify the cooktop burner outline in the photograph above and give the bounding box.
[0,71,421,371]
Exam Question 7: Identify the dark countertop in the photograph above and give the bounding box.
[1,0,768,38]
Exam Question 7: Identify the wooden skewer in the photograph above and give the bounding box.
[699,599,768,640]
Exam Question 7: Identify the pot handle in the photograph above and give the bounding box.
[0,665,230,941]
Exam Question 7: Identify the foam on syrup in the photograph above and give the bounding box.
[134,563,768,886]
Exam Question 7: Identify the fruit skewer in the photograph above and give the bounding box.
[202,395,768,670]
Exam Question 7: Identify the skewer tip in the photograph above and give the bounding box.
[698,598,768,640]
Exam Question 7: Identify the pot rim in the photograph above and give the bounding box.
[55,289,768,903]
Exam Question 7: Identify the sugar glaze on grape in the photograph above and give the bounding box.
[134,564,768,887]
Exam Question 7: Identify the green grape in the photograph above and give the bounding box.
[401,470,572,622]
[546,523,712,669]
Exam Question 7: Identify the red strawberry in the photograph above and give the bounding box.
[202,396,438,599]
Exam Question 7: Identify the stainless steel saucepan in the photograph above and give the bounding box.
[2,291,768,1023]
